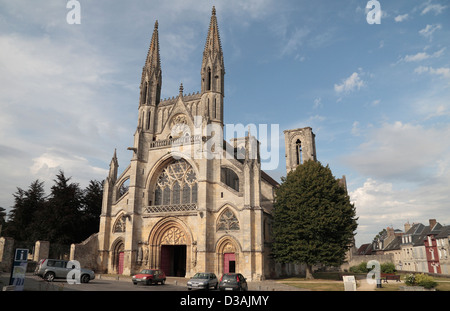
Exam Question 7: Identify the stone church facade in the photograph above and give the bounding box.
[84,8,317,280]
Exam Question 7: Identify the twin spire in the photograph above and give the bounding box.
[142,6,224,99]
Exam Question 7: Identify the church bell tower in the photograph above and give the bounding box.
[201,6,225,126]
[137,20,162,138]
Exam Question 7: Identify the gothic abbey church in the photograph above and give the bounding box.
[83,7,317,280]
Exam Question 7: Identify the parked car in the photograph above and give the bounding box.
[34,259,95,283]
[132,269,166,285]
[218,273,248,291]
[187,272,218,290]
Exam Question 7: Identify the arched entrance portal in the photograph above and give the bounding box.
[216,237,240,275]
[148,218,192,277]
[160,227,187,277]
[111,239,125,275]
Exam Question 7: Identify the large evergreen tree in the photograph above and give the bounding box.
[3,171,103,255]
[4,180,46,243]
[79,179,103,239]
[272,160,358,279]
[43,170,83,244]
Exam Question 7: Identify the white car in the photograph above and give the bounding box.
[187,272,218,290]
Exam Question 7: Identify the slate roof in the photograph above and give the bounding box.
[436,225,450,239]
[384,236,402,251]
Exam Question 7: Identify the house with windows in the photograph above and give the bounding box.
[398,219,446,273]
[400,222,430,272]
[436,226,450,274]
[424,219,443,274]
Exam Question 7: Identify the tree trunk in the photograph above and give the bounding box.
[305,264,314,279]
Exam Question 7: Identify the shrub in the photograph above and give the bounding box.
[350,262,369,273]
[380,262,396,274]
[404,274,415,286]
[405,273,437,289]
[415,274,437,289]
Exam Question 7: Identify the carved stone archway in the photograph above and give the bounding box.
[110,238,125,274]
[215,236,241,275]
[147,218,193,276]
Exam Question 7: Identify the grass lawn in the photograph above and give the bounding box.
[278,273,346,291]
[280,279,345,291]
[279,273,450,291]
[436,279,450,291]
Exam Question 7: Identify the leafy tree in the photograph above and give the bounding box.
[3,171,103,255]
[39,170,83,244]
[4,180,46,243]
[272,160,358,279]
[79,179,103,239]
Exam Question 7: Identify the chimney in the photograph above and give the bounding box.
[387,227,395,237]
[429,219,437,229]
[404,222,411,233]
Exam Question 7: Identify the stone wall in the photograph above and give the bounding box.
[70,233,99,271]
[341,253,394,271]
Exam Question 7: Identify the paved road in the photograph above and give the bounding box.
[1,273,306,291]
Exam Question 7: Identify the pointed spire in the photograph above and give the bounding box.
[203,6,223,65]
[109,149,118,182]
[112,148,117,161]
[144,20,161,73]
[179,83,184,96]
[140,20,162,108]
[201,6,225,94]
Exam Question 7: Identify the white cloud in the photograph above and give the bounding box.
[351,121,361,136]
[421,1,447,15]
[415,66,450,79]
[334,72,365,94]
[281,27,310,56]
[419,24,442,41]
[402,47,445,62]
[371,99,380,106]
[313,97,322,109]
[31,148,108,184]
[350,177,450,246]
[349,121,450,245]
[344,121,450,181]
[394,14,408,22]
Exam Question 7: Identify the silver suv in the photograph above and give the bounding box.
[34,259,95,283]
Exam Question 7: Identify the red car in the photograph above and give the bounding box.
[132,269,166,285]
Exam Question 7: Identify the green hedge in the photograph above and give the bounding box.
[349,262,396,274]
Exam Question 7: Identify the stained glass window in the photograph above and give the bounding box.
[153,159,198,206]
[173,182,181,204]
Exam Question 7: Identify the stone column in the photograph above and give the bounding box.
[0,237,15,272]
[33,241,50,262]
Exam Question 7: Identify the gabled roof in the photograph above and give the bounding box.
[384,236,402,251]
[436,225,450,239]
[357,243,374,255]
[403,223,429,246]
[430,223,443,235]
